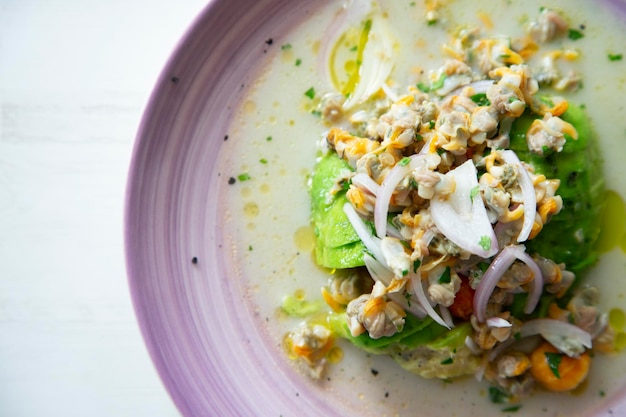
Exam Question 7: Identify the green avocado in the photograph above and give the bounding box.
[328,312,448,354]
[509,103,605,276]
[310,152,366,268]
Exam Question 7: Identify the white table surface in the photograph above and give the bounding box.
[0,0,207,415]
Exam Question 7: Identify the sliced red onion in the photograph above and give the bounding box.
[513,249,543,315]
[473,245,519,322]
[486,317,512,328]
[501,150,536,243]
[343,203,386,265]
[520,319,592,357]
[351,172,380,196]
[430,159,499,258]
[385,223,403,240]
[374,163,409,238]
[410,273,450,329]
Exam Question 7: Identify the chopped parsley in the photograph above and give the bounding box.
[440,357,454,365]
[470,185,480,202]
[281,43,292,50]
[488,386,509,404]
[259,158,268,164]
[295,58,302,66]
[479,235,492,251]
[438,266,452,284]
[266,136,273,141]
[304,87,316,99]
[568,28,585,40]
[608,53,623,61]
[237,173,251,182]
[545,352,563,378]
[470,93,490,106]
[417,74,447,93]
[399,156,411,166]
[502,405,522,412]
[413,259,422,273]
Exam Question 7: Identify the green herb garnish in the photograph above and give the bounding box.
[479,236,492,251]
[568,28,584,40]
[545,352,563,378]
[438,266,451,284]
[470,185,480,202]
[470,93,490,106]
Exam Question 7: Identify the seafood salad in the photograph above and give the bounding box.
[282,1,619,405]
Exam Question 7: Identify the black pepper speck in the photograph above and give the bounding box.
[171,76,179,83]
[371,368,379,376]
[224,135,229,141]
[228,177,236,185]
[266,38,273,45]
[191,257,198,264]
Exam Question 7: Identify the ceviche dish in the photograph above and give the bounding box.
[223,0,626,414]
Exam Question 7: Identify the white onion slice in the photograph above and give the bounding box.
[318,0,372,88]
[343,16,396,109]
[465,336,482,355]
[381,83,400,102]
[486,317,512,328]
[364,253,427,318]
[351,172,380,196]
[374,163,409,238]
[410,273,450,329]
[343,203,386,264]
[363,252,393,286]
[520,319,592,357]
[439,305,455,329]
[430,159,499,257]
[501,150,536,243]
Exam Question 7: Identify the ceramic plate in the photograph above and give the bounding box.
[125,0,626,415]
